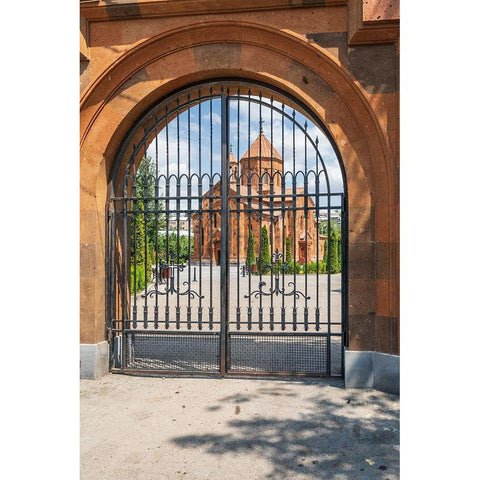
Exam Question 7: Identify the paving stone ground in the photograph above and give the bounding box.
[81,375,399,480]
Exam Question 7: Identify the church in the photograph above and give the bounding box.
[192,132,326,265]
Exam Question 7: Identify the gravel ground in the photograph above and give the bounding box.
[81,375,399,480]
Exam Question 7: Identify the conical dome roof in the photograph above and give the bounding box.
[229,150,238,165]
[241,133,282,161]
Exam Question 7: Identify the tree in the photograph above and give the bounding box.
[326,227,339,274]
[158,233,193,264]
[259,225,271,274]
[246,229,256,267]
[319,219,328,235]
[285,236,293,272]
[130,155,166,264]
[323,237,328,273]
[337,227,342,272]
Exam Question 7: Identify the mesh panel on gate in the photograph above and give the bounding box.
[126,333,220,372]
[228,334,330,375]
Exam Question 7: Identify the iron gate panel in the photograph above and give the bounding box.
[108,82,346,377]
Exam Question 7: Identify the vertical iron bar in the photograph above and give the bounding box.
[132,170,138,329]
[176,98,181,330]
[236,89,241,331]
[187,94,192,330]
[208,88,214,330]
[165,107,170,329]
[281,102,286,331]
[109,203,116,367]
[198,91,203,330]
[303,122,308,331]
[121,171,129,370]
[341,193,348,377]
[220,89,230,374]
[258,92,263,331]
[247,90,252,331]
[269,96,274,331]
[143,141,148,330]
[154,118,159,329]
[292,111,297,331]
[327,177,332,375]
[315,137,320,331]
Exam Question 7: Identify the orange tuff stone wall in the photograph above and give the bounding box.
[80,0,399,354]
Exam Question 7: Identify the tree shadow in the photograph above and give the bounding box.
[171,380,399,479]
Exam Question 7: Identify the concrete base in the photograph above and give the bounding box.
[80,341,109,379]
[345,350,399,394]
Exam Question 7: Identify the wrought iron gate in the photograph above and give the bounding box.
[107,82,347,377]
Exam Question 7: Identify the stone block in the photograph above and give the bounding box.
[373,351,399,394]
[348,206,374,243]
[349,279,375,315]
[348,314,376,351]
[80,341,109,379]
[345,350,373,388]
[345,350,399,394]
[348,242,375,279]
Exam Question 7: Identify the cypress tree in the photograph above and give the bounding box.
[329,227,339,274]
[246,229,256,266]
[322,237,328,274]
[132,199,146,264]
[337,228,342,272]
[259,225,271,274]
[285,236,293,272]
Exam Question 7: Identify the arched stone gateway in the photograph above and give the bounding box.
[80,2,399,393]
[107,81,347,376]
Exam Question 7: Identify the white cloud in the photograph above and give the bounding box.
[144,96,343,194]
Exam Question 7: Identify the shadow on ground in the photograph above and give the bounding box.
[171,378,398,479]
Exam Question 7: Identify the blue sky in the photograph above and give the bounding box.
[146,95,344,210]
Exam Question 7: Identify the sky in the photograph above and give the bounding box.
[145,95,344,210]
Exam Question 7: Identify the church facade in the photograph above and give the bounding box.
[192,133,327,265]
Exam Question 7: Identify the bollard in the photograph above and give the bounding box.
[193,266,197,282]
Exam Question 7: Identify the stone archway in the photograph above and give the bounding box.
[80,20,398,385]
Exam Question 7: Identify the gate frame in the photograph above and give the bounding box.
[106,79,349,377]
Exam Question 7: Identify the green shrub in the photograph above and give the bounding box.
[294,263,304,274]
[307,261,322,273]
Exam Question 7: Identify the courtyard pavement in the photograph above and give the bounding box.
[81,375,399,480]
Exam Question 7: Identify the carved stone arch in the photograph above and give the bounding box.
[80,20,398,358]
